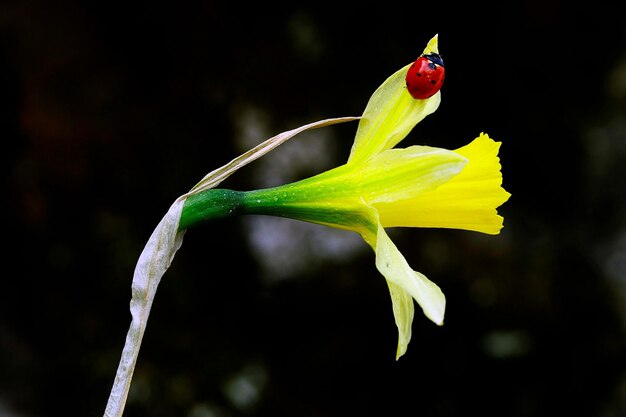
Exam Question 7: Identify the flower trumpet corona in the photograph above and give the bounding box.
[104,34,509,417]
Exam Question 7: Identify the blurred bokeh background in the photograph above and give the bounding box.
[2,1,626,416]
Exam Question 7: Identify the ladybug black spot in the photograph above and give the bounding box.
[430,80,436,84]
[416,72,422,77]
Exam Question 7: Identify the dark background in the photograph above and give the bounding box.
[2,1,626,416]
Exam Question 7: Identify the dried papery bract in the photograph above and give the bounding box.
[104,199,185,417]
[104,116,360,417]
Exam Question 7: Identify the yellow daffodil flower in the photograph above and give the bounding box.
[179,35,510,359]
[105,34,510,417]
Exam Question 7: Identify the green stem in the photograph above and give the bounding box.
[180,186,327,231]
[180,186,376,237]
[178,189,245,230]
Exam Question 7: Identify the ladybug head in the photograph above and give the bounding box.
[422,53,444,67]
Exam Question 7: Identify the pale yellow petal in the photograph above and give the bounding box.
[422,33,440,55]
[347,36,442,164]
[358,145,466,203]
[385,280,414,360]
[372,223,446,358]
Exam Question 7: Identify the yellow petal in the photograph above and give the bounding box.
[347,35,442,165]
[385,280,414,360]
[376,133,511,234]
[422,33,440,55]
[372,222,446,359]
[358,145,466,204]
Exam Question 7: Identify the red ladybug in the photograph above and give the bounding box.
[405,52,445,99]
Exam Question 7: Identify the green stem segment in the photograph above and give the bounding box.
[178,188,296,230]
[179,189,244,230]
[179,187,376,237]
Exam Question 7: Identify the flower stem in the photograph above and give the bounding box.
[180,186,376,236]
[178,189,244,230]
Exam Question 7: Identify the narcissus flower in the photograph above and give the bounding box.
[105,34,509,417]
[178,35,510,359]
[105,36,509,417]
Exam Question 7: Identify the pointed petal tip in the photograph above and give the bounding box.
[424,34,440,55]
[396,344,408,361]
[425,305,446,327]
